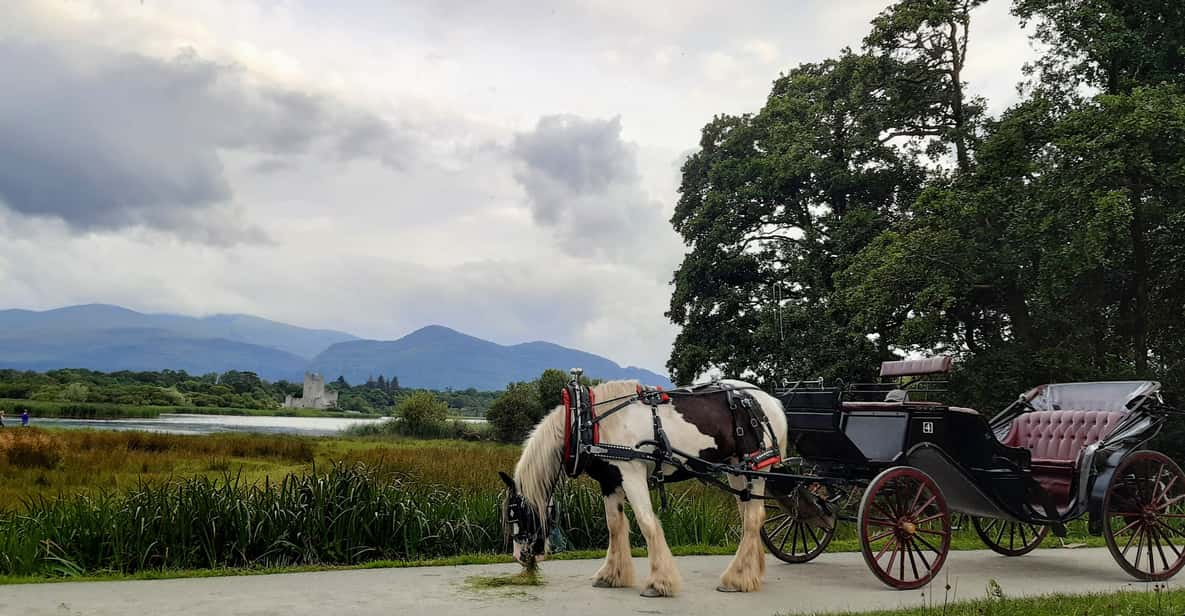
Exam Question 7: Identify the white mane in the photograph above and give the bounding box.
[512,380,641,521]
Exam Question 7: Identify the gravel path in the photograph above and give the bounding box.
[1,548,1173,616]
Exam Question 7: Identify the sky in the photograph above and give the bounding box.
[0,0,1035,375]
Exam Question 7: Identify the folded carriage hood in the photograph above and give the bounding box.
[1026,381,1161,413]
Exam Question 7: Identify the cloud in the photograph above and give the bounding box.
[510,115,674,265]
[0,40,414,244]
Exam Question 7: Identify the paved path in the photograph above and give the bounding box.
[0,548,1174,616]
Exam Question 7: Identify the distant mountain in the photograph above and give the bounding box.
[0,305,672,390]
[0,304,356,358]
[0,327,307,380]
[310,325,672,390]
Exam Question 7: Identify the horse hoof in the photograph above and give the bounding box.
[640,586,665,598]
[716,585,743,593]
[592,579,614,588]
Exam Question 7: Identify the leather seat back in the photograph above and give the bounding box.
[1002,410,1125,462]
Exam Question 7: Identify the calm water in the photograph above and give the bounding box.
[29,413,391,437]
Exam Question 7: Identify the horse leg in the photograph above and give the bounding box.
[718,475,767,592]
[592,488,635,588]
[620,468,681,597]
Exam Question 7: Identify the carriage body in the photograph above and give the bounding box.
[764,359,1185,588]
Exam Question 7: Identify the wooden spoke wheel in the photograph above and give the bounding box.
[858,467,951,590]
[761,483,835,563]
[1103,451,1185,581]
[972,517,1048,556]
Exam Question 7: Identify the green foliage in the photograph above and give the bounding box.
[535,369,569,412]
[670,0,1185,411]
[485,382,543,444]
[0,369,500,418]
[394,391,449,434]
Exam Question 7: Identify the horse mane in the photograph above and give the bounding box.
[511,380,641,524]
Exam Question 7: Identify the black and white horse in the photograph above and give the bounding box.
[499,379,788,597]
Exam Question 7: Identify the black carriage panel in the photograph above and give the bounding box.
[842,406,909,463]
[780,389,843,432]
[781,388,872,464]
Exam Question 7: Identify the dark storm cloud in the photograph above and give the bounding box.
[0,41,414,243]
[510,115,667,261]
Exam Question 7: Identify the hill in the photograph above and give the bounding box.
[310,325,672,390]
[0,305,672,389]
[0,304,355,358]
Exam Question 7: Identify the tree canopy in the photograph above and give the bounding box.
[669,0,1185,411]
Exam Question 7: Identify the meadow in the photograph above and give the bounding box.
[0,426,1114,582]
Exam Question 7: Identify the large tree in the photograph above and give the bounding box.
[668,52,924,385]
[865,0,987,170]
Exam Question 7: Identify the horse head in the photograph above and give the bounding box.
[499,471,547,567]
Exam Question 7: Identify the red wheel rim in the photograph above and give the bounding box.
[1104,451,1185,581]
[859,467,951,589]
[972,517,1048,556]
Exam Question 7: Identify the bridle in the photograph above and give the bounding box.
[501,471,552,558]
[505,491,545,555]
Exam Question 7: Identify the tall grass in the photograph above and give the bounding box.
[0,464,496,576]
[345,417,493,441]
[0,399,160,419]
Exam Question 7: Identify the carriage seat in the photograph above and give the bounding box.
[1001,410,1126,504]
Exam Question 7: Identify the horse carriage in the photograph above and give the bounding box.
[762,358,1185,588]
[499,361,1185,595]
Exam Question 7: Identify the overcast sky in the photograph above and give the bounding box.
[0,0,1034,374]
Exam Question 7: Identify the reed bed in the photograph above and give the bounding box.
[0,462,738,578]
[0,398,160,419]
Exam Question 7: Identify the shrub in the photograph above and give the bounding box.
[394,391,449,434]
[0,430,64,470]
[485,382,542,443]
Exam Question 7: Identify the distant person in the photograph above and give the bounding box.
[21,409,29,427]
[0,410,5,428]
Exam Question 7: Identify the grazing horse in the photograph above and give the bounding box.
[499,379,788,597]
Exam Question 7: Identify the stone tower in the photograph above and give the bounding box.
[283,372,339,409]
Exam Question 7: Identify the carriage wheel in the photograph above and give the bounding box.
[761,483,835,563]
[1103,451,1185,581]
[972,517,1048,556]
[858,466,951,590]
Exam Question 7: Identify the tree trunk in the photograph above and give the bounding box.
[948,20,970,172]
[1004,284,1035,353]
[1130,189,1150,375]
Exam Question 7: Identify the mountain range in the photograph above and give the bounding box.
[0,304,671,389]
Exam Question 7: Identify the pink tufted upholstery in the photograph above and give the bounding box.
[1002,410,1125,462]
[1003,410,1126,504]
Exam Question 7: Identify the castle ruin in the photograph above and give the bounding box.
[284,372,339,409]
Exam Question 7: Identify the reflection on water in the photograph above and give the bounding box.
[30,413,390,437]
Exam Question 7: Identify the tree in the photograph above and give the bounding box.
[865,0,988,170]
[536,369,569,412]
[1013,0,1185,97]
[668,52,923,385]
[394,391,449,433]
[485,382,543,443]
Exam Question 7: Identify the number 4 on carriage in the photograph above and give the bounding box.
[499,361,1185,594]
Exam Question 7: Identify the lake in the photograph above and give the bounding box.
[28,413,392,437]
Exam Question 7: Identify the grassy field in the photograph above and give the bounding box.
[0,427,1106,581]
[0,398,161,418]
[813,585,1182,616]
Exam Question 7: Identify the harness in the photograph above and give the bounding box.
[559,371,783,506]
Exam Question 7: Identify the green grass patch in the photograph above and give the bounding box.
[808,585,1183,616]
[466,570,544,589]
[0,398,160,419]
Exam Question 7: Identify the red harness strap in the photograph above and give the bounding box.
[562,386,599,475]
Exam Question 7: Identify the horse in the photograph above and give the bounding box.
[498,379,789,597]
